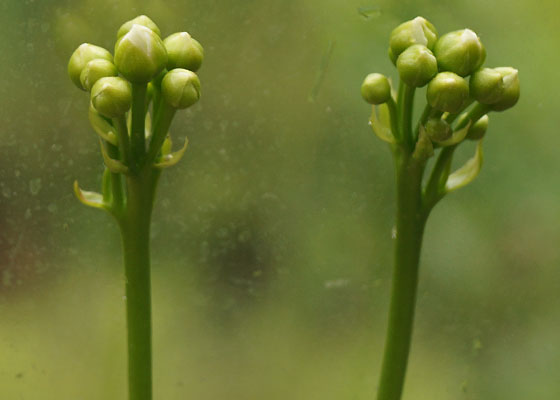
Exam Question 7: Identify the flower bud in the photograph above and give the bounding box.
[114,24,168,83]
[91,77,132,118]
[164,32,204,72]
[425,118,452,142]
[466,115,489,140]
[434,29,486,77]
[389,16,438,64]
[470,68,504,104]
[396,44,437,87]
[68,43,113,90]
[117,15,161,38]
[361,73,391,105]
[80,59,118,91]
[489,67,520,111]
[426,72,469,113]
[161,69,201,109]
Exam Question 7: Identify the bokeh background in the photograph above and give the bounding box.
[1,0,559,398]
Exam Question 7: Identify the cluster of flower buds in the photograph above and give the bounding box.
[68,15,203,212]
[361,16,519,201]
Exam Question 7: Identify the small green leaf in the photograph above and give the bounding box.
[89,105,118,146]
[437,120,471,146]
[369,104,395,144]
[153,138,188,169]
[445,140,484,192]
[73,180,108,210]
[99,140,129,174]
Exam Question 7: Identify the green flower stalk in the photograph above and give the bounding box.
[68,15,203,400]
[361,16,519,400]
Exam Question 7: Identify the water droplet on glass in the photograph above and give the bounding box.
[29,178,42,195]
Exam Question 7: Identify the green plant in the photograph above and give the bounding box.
[361,16,519,400]
[68,15,203,400]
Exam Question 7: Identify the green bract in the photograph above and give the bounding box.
[164,32,204,71]
[425,118,452,142]
[434,29,485,77]
[68,43,113,90]
[489,67,520,111]
[427,72,469,113]
[80,59,118,91]
[389,16,437,64]
[161,68,201,109]
[396,44,438,87]
[466,115,489,140]
[114,24,168,83]
[90,77,132,118]
[361,73,391,105]
[470,68,505,104]
[117,15,161,38]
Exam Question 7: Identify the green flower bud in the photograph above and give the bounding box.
[396,44,438,87]
[470,68,504,104]
[117,15,161,38]
[361,73,391,105]
[389,16,438,64]
[164,32,204,72]
[424,117,452,142]
[489,67,520,111]
[434,29,486,77]
[114,24,168,83]
[91,77,132,118]
[466,115,489,140]
[161,69,201,109]
[426,72,469,113]
[68,43,113,90]
[80,59,118,91]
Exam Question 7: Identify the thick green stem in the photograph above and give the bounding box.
[377,152,427,400]
[397,84,415,148]
[131,83,148,171]
[119,167,159,400]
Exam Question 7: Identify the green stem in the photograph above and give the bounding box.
[106,142,124,212]
[114,116,131,166]
[131,83,148,171]
[146,102,176,164]
[119,167,159,400]
[377,151,427,400]
[398,84,415,148]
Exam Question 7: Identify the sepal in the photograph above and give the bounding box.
[445,140,484,192]
[369,104,395,144]
[436,120,471,146]
[73,180,109,210]
[99,140,129,174]
[153,138,188,169]
[89,105,118,145]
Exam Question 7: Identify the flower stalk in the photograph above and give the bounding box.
[361,16,519,400]
[68,15,204,400]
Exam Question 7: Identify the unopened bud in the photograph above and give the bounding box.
[68,43,113,90]
[114,24,168,83]
[489,67,520,111]
[161,69,201,109]
[389,17,438,64]
[117,15,161,38]
[425,118,452,142]
[164,32,204,72]
[361,73,391,105]
[80,59,118,91]
[434,29,485,77]
[396,44,438,87]
[426,72,469,113]
[470,68,505,104]
[91,77,132,118]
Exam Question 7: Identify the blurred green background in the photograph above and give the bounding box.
[1,0,559,398]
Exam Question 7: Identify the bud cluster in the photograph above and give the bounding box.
[68,15,204,118]
[361,16,520,152]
